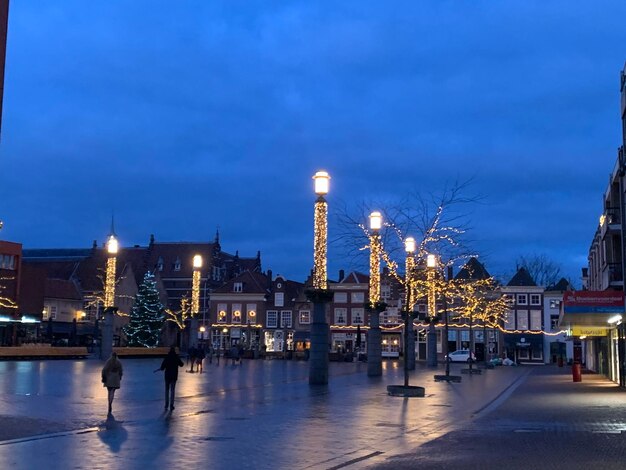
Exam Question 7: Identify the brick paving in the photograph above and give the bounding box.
[0,358,526,469]
[368,366,626,470]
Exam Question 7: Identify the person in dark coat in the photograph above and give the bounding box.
[101,352,123,415]
[156,347,184,411]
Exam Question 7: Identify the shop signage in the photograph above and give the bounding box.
[571,326,608,337]
[563,291,624,314]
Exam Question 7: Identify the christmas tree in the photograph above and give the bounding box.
[124,271,164,347]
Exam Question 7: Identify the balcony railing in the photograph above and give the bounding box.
[604,207,621,225]
[608,262,623,283]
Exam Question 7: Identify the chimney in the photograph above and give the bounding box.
[338,269,345,282]
[447,266,454,282]
[267,269,272,281]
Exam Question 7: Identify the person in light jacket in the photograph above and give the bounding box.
[101,352,123,415]
[157,347,184,411]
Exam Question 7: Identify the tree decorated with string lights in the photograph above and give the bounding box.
[123,271,164,347]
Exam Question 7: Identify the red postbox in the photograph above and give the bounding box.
[572,362,582,382]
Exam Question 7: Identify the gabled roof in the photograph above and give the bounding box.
[455,257,491,280]
[546,277,572,292]
[23,249,92,261]
[339,272,369,285]
[507,267,537,287]
[213,270,270,295]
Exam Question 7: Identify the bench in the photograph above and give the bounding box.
[0,346,89,359]
[112,347,170,357]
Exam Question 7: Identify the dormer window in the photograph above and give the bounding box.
[174,257,181,271]
[157,256,164,272]
[234,282,243,292]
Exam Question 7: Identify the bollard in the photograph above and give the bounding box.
[572,362,582,382]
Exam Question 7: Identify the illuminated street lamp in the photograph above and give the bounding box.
[307,170,333,385]
[403,237,416,385]
[426,254,439,367]
[367,211,384,377]
[192,255,202,316]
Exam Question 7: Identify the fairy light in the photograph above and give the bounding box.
[404,237,416,311]
[104,235,118,308]
[192,255,202,316]
[312,171,330,290]
[369,211,382,304]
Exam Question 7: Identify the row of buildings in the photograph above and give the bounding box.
[576,63,626,387]
[0,230,574,364]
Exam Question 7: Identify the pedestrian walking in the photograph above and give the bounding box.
[155,346,184,411]
[101,352,123,415]
[197,346,206,373]
[187,345,197,373]
[230,344,239,365]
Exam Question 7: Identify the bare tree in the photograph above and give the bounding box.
[516,254,562,287]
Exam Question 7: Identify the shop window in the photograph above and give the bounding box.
[532,348,543,360]
[518,348,530,360]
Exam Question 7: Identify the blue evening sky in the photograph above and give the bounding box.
[1,1,625,285]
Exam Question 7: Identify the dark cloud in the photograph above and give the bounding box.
[1,0,625,286]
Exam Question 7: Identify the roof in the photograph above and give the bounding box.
[213,270,270,295]
[546,278,572,292]
[507,267,537,287]
[455,257,491,280]
[45,279,83,301]
[339,272,370,285]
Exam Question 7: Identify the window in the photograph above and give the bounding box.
[246,304,257,324]
[299,310,311,324]
[550,299,561,309]
[49,305,57,320]
[233,282,243,292]
[504,294,514,303]
[0,254,15,270]
[530,310,542,330]
[274,293,284,307]
[530,294,541,305]
[351,308,365,326]
[266,311,278,328]
[334,292,347,303]
[351,292,365,303]
[531,348,543,360]
[334,308,347,325]
[157,257,164,272]
[232,304,242,323]
[518,348,529,360]
[517,294,527,305]
[517,310,529,330]
[217,304,227,323]
[381,284,392,302]
[504,310,515,330]
[550,316,559,331]
[281,310,292,328]
[174,257,181,271]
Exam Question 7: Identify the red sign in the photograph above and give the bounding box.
[563,291,624,307]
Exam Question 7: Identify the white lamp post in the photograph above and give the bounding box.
[367,211,384,377]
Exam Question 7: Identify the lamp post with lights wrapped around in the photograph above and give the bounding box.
[101,233,119,360]
[307,171,334,385]
[367,211,386,377]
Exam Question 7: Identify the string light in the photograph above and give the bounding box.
[369,233,381,304]
[191,269,201,316]
[313,197,328,290]
[104,256,116,308]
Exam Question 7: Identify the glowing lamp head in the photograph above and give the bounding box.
[427,254,437,268]
[222,328,228,333]
[313,171,330,195]
[106,235,119,255]
[199,326,206,333]
[404,237,416,254]
[193,254,203,269]
[608,314,622,325]
[369,211,383,231]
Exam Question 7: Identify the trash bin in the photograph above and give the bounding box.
[572,362,582,382]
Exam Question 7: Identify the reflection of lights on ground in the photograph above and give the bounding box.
[382,360,400,371]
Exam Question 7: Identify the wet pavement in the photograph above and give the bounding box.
[0,357,527,469]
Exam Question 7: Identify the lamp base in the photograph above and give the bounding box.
[386,385,425,397]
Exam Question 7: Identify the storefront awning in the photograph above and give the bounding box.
[559,291,624,328]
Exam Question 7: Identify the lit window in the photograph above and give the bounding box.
[217,303,227,323]
[550,299,561,309]
[246,304,257,324]
[232,304,242,323]
[299,310,311,324]
[334,308,347,325]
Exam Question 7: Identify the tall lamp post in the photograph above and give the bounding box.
[190,254,202,349]
[426,254,439,367]
[101,233,119,359]
[367,211,384,377]
[307,171,333,385]
[404,237,416,383]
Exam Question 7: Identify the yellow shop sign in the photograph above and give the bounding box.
[571,326,608,337]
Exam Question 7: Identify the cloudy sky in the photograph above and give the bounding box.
[1,1,625,285]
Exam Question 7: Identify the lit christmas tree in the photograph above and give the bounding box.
[124,271,164,347]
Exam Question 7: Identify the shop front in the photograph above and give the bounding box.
[503,333,543,363]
